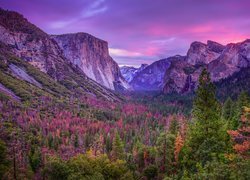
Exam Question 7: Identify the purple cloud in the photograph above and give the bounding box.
[1,0,250,66]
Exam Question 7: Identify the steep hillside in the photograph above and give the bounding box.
[215,67,250,101]
[0,8,121,102]
[51,33,129,90]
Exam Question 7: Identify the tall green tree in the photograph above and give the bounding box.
[28,146,42,172]
[181,68,227,172]
[105,134,112,154]
[156,132,176,175]
[222,97,237,129]
[0,139,9,179]
[111,132,125,160]
[169,116,179,136]
[222,97,233,121]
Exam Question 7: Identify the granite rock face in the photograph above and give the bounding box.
[51,33,129,90]
[186,41,224,65]
[0,9,64,79]
[163,40,250,94]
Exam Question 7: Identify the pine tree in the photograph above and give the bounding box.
[156,132,175,174]
[222,97,237,129]
[222,97,233,121]
[105,134,112,154]
[111,132,125,160]
[0,139,9,178]
[181,68,227,171]
[169,116,179,136]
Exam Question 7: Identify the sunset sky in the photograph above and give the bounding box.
[1,0,250,66]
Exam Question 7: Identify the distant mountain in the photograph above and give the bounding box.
[0,8,121,101]
[120,64,148,83]
[163,40,250,94]
[130,57,181,91]
[51,33,129,90]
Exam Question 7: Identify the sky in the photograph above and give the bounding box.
[1,0,250,67]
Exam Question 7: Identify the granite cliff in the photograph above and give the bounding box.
[163,40,250,93]
[51,33,129,90]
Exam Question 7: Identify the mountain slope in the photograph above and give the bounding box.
[215,67,250,101]
[51,33,129,90]
[0,8,121,102]
[131,56,184,91]
[163,40,250,94]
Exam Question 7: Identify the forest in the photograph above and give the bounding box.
[0,68,249,179]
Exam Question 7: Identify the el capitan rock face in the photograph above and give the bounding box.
[51,33,129,90]
[163,40,250,94]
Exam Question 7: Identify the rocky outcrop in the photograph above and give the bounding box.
[0,8,122,101]
[208,39,250,81]
[130,57,181,91]
[186,41,224,65]
[163,57,199,93]
[0,8,73,80]
[163,40,250,94]
[51,33,129,90]
[120,64,148,83]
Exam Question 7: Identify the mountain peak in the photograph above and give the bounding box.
[207,40,225,53]
[187,40,223,65]
[0,8,47,38]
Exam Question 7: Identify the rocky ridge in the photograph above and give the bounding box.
[163,40,250,93]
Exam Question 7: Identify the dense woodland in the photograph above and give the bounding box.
[0,68,250,179]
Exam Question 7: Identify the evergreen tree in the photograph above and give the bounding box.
[222,97,237,129]
[0,139,9,178]
[111,132,125,160]
[222,97,233,121]
[28,146,42,172]
[156,132,176,175]
[181,68,227,172]
[105,134,112,154]
[169,116,179,136]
